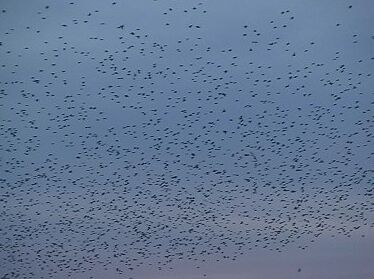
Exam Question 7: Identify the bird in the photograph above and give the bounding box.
[0,1,373,279]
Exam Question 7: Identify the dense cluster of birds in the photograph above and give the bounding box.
[0,1,373,278]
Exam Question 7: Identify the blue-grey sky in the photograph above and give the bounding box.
[1,0,373,279]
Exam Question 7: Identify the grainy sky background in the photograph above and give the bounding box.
[1,1,373,279]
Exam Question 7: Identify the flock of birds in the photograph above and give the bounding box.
[0,1,373,278]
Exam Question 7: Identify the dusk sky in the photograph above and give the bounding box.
[1,1,374,279]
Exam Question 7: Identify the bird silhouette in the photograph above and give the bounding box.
[0,1,373,279]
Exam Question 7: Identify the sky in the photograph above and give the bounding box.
[0,0,374,279]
